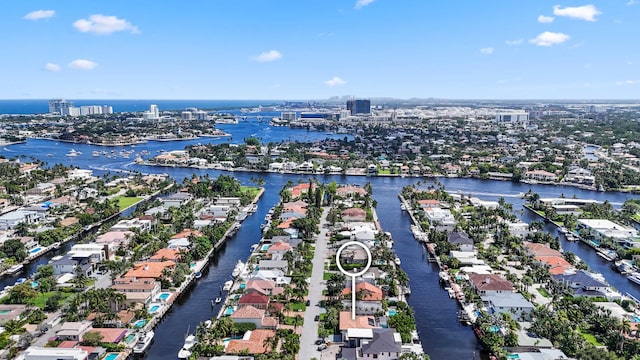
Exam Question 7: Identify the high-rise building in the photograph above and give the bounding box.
[346,99,371,115]
[181,111,193,120]
[102,105,113,114]
[48,99,74,115]
[150,104,159,119]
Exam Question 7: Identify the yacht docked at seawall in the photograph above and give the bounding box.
[177,334,196,359]
[133,330,154,354]
[232,260,245,278]
[628,272,640,286]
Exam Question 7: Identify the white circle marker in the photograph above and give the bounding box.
[336,241,372,319]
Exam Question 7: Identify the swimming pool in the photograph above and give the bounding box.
[30,247,42,254]
[125,333,136,343]
[223,307,235,316]
[149,305,160,313]
[104,353,119,360]
[634,316,640,323]
[387,309,397,316]
[158,292,171,300]
[261,244,270,251]
[489,325,501,333]
[133,319,146,328]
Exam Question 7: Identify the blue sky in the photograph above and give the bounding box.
[2,1,640,99]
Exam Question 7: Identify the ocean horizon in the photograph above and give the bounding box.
[0,99,286,115]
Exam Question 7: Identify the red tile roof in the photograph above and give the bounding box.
[468,274,515,292]
[342,282,383,301]
[226,329,275,354]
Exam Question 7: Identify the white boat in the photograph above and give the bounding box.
[222,280,233,291]
[628,273,640,286]
[232,260,245,278]
[65,149,81,157]
[177,334,196,359]
[133,330,154,354]
[6,264,23,275]
[400,203,406,211]
[394,257,401,265]
[92,151,100,157]
[214,297,222,304]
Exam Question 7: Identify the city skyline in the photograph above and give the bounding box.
[2,1,640,100]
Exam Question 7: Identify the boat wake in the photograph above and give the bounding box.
[3,147,14,152]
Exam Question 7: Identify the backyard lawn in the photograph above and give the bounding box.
[116,196,143,211]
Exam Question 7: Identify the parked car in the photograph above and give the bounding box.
[306,300,310,306]
[314,315,319,321]
[317,344,327,351]
[315,339,324,345]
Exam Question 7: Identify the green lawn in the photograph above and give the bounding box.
[578,329,602,346]
[28,291,72,309]
[536,287,550,298]
[290,301,306,311]
[323,272,332,281]
[378,169,391,175]
[116,196,143,211]
[240,186,260,199]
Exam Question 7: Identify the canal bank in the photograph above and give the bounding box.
[2,138,638,359]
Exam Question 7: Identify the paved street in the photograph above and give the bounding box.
[299,207,329,360]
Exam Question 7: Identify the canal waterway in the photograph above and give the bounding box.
[2,123,638,359]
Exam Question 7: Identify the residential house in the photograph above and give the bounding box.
[257,260,288,273]
[95,231,133,249]
[56,321,92,341]
[266,242,293,261]
[161,192,192,208]
[467,273,515,296]
[215,197,242,209]
[0,304,27,325]
[111,277,161,308]
[16,347,88,360]
[554,270,619,299]
[343,282,384,314]
[448,232,474,252]
[341,328,402,360]
[336,185,367,197]
[524,170,557,183]
[230,305,277,329]
[0,210,42,230]
[423,207,457,233]
[225,329,276,355]
[577,219,638,247]
[342,208,367,222]
[110,218,153,232]
[237,293,270,310]
[123,261,175,282]
[481,292,535,321]
[150,248,181,262]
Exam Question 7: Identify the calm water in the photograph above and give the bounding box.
[0,99,283,114]
[2,121,639,359]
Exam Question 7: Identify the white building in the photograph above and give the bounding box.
[16,346,88,360]
[495,112,529,123]
[424,207,457,232]
[577,219,638,245]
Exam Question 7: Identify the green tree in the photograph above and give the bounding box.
[81,331,104,346]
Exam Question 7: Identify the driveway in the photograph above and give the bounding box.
[298,207,330,360]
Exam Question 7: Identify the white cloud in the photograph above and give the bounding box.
[505,39,523,46]
[324,76,346,87]
[616,80,639,86]
[45,63,61,72]
[529,31,570,46]
[68,59,98,70]
[253,50,283,62]
[626,0,638,6]
[480,47,494,55]
[355,0,375,9]
[24,10,55,20]
[73,14,139,35]
[537,15,555,23]
[552,4,601,22]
